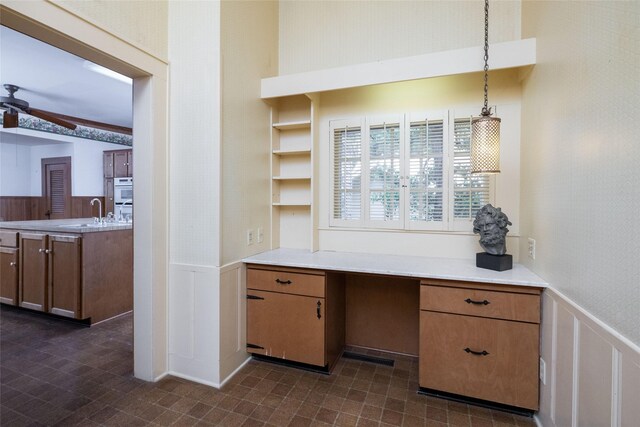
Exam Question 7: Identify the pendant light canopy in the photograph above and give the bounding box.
[471,0,501,175]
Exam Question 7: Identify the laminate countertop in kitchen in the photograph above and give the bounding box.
[0,218,132,233]
[243,248,548,287]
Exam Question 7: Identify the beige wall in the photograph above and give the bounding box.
[520,1,640,345]
[220,0,278,265]
[54,0,168,61]
[279,0,521,74]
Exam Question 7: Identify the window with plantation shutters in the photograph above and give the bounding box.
[330,111,493,231]
[452,117,490,227]
[332,120,363,223]
[367,119,402,227]
[407,112,447,230]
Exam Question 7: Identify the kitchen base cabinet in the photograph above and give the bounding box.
[0,230,19,305]
[246,266,344,371]
[1,226,132,324]
[48,235,81,318]
[19,232,48,311]
[419,280,541,411]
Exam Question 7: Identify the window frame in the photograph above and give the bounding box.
[404,110,449,231]
[329,109,496,232]
[329,118,365,228]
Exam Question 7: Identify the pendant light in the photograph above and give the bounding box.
[471,0,501,175]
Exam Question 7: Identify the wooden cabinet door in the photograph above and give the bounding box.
[103,152,114,178]
[126,150,133,176]
[104,178,114,215]
[419,311,539,410]
[247,290,325,367]
[114,151,129,177]
[48,235,81,318]
[19,233,48,311]
[0,248,19,305]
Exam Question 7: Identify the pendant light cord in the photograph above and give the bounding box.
[482,0,491,116]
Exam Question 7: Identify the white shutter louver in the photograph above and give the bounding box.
[453,118,490,219]
[333,126,362,220]
[368,122,401,222]
[409,119,444,223]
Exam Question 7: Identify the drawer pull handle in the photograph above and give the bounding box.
[247,294,264,300]
[275,279,292,285]
[317,301,322,319]
[465,298,490,305]
[464,347,489,356]
[247,343,264,349]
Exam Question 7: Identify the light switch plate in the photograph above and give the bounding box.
[257,228,264,243]
[246,229,254,246]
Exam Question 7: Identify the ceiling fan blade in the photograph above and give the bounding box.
[28,108,77,130]
[3,110,18,128]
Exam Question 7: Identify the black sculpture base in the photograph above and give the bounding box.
[476,253,512,271]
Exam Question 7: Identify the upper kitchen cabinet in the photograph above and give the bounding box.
[104,149,133,178]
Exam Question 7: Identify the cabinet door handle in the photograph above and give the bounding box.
[464,347,489,356]
[275,279,291,285]
[9,262,16,267]
[317,301,322,319]
[247,294,264,300]
[39,248,45,254]
[465,298,490,305]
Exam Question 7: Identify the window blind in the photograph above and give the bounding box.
[409,119,444,222]
[368,122,401,222]
[453,117,490,219]
[333,126,362,220]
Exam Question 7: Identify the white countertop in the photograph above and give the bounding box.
[243,248,547,287]
[0,218,133,233]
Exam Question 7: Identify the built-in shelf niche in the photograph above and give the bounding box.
[269,94,315,250]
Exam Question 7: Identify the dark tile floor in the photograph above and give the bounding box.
[0,306,536,426]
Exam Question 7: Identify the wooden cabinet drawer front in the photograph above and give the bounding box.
[419,311,539,410]
[0,231,18,248]
[247,267,325,297]
[420,285,540,323]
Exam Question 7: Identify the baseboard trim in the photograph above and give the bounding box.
[218,356,252,388]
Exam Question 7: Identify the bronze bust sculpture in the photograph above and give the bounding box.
[473,205,513,271]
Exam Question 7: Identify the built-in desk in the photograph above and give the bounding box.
[243,248,547,412]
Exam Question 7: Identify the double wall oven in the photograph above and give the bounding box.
[114,177,133,221]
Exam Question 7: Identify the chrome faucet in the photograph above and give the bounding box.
[90,198,102,222]
[119,199,133,222]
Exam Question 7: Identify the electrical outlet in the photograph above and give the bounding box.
[539,357,546,384]
[528,238,536,260]
[257,227,264,243]
[246,229,254,246]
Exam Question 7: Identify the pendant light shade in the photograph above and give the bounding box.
[471,0,501,175]
[471,115,501,174]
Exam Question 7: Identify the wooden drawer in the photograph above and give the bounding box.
[0,231,18,248]
[420,284,540,323]
[247,267,325,298]
[419,311,539,410]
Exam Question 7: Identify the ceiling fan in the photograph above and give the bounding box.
[0,84,77,130]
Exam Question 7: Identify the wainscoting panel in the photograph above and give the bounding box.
[168,263,220,385]
[536,288,640,427]
[219,262,249,383]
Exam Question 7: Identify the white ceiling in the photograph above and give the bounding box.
[0,26,133,128]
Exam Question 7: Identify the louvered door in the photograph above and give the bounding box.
[42,157,71,220]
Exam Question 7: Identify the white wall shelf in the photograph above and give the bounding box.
[273,149,311,156]
[272,176,311,180]
[261,38,536,99]
[273,202,311,207]
[272,120,311,130]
